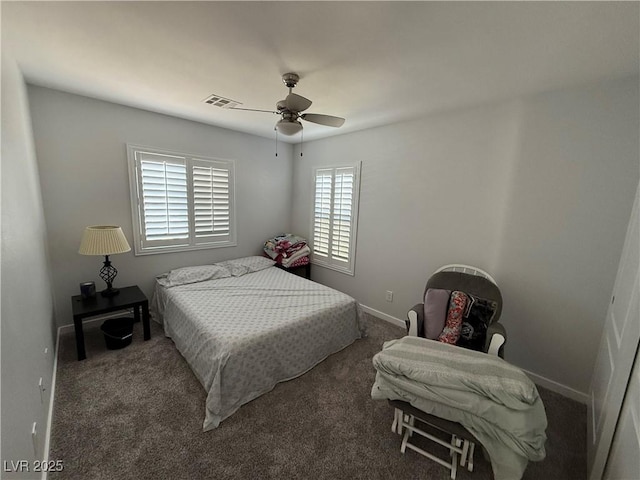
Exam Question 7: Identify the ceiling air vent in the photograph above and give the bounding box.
[202,94,241,109]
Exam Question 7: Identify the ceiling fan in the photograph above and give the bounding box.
[227,73,345,136]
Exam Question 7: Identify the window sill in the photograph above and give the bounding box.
[133,241,237,256]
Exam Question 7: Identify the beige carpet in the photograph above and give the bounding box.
[48,315,586,479]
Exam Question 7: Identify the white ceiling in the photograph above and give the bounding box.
[3,1,639,143]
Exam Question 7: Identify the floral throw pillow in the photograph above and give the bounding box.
[438,291,468,345]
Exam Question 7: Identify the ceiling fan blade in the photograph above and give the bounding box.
[285,93,312,112]
[300,113,345,128]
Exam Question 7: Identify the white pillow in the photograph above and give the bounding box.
[218,256,275,277]
[165,264,231,286]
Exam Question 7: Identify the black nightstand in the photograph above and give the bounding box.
[71,285,150,361]
[275,262,311,280]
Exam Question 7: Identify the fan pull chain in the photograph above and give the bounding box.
[275,128,278,157]
[300,129,304,157]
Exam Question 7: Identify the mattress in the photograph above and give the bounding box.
[153,266,366,431]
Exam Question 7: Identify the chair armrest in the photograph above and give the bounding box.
[406,304,424,337]
[484,322,507,358]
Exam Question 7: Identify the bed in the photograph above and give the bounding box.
[151,256,366,431]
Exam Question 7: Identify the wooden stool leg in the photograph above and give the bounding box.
[398,415,463,480]
[460,440,469,466]
[450,435,458,457]
[467,442,475,472]
[400,428,410,454]
[392,408,401,434]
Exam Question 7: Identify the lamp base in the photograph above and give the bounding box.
[99,256,119,298]
[101,287,120,298]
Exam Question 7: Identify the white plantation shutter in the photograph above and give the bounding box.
[312,163,360,275]
[191,159,233,242]
[139,153,189,245]
[128,145,236,254]
[313,170,333,257]
[332,168,354,262]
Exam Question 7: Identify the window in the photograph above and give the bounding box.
[127,144,236,255]
[311,163,361,275]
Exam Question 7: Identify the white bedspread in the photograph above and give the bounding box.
[153,266,366,431]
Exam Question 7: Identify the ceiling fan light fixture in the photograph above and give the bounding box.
[223,72,345,135]
[275,119,303,136]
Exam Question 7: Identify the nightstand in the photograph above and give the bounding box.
[71,285,150,361]
[275,262,311,280]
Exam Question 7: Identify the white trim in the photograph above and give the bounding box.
[360,304,405,329]
[310,162,361,276]
[522,368,589,405]
[126,144,237,255]
[42,327,61,480]
[310,260,356,277]
[43,311,135,478]
[124,240,238,257]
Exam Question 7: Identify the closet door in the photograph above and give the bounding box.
[603,354,639,480]
[587,182,640,480]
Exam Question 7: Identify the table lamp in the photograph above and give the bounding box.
[79,225,131,297]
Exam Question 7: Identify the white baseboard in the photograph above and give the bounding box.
[360,303,589,405]
[42,327,61,480]
[360,304,405,329]
[522,368,589,405]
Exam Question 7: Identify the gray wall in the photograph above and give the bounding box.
[27,86,294,329]
[293,100,516,312]
[1,57,57,476]
[494,78,639,394]
[18,75,639,402]
[292,76,639,396]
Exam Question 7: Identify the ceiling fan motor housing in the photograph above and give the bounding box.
[280,111,298,122]
[282,72,300,89]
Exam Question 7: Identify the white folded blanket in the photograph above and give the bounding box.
[281,245,310,267]
[371,336,547,480]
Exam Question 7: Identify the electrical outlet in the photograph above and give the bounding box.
[385,290,393,302]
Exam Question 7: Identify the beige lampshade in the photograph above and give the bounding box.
[78,226,131,256]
